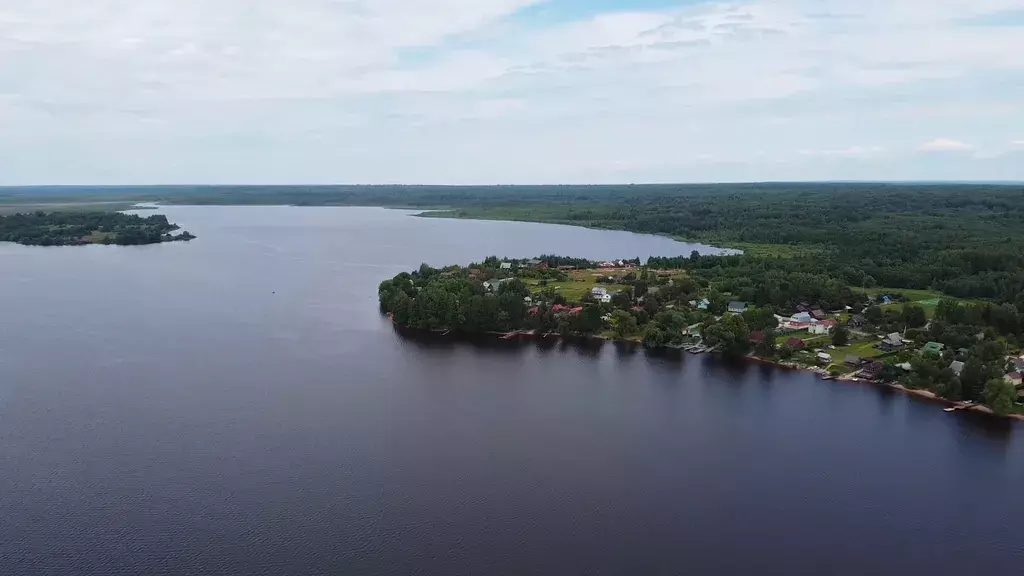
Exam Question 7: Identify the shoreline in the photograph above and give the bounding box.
[388,317,1023,422]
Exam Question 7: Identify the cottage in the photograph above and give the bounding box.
[858,361,886,380]
[528,306,540,316]
[1004,372,1023,386]
[817,352,833,364]
[845,355,863,367]
[568,306,584,316]
[809,320,837,335]
[526,258,543,267]
[921,342,945,356]
[1009,357,1024,371]
[785,338,807,350]
[848,314,868,328]
[749,331,766,345]
[949,361,965,377]
[697,299,710,310]
[791,312,813,323]
[728,301,748,314]
[523,296,533,304]
[552,304,569,313]
[591,286,608,297]
[811,309,827,321]
[483,278,511,292]
[500,262,512,270]
[881,333,904,351]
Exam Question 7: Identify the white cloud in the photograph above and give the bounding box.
[1,0,1023,184]
[918,138,975,152]
[1011,140,1024,148]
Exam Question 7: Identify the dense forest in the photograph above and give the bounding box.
[5,183,1022,302]
[0,211,195,246]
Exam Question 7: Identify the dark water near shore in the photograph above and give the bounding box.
[1,206,1022,576]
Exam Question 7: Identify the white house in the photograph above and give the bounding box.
[817,352,833,364]
[591,286,608,297]
[808,320,837,335]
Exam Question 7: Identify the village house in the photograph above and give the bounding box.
[844,355,863,367]
[858,361,886,380]
[483,278,511,292]
[1009,356,1024,371]
[811,309,827,321]
[785,338,807,350]
[808,320,837,335]
[949,360,965,377]
[817,352,833,364]
[749,331,766,345]
[791,311,813,323]
[848,314,868,328]
[921,341,945,356]
[500,262,512,270]
[1004,372,1023,386]
[728,301,748,314]
[881,332,904,351]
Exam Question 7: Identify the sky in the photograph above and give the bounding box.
[2,0,1023,185]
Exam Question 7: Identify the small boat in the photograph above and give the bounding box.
[943,407,955,412]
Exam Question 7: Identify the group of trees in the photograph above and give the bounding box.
[0,211,194,246]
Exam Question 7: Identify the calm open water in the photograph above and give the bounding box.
[0,206,1022,576]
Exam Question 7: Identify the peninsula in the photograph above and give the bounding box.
[0,211,195,246]
[380,255,1024,418]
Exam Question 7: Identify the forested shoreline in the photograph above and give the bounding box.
[0,211,195,246]
[380,255,1024,417]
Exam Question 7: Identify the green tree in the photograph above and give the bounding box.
[611,310,638,338]
[832,325,850,347]
[643,324,668,348]
[983,378,1017,416]
[756,327,778,357]
[742,307,778,331]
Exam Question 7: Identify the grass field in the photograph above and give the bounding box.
[830,339,887,361]
[853,287,954,319]
[527,269,630,301]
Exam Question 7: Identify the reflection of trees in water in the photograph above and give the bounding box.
[954,412,1015,447]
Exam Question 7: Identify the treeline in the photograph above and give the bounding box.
[0,211,195,246]
[437,185,1024,307]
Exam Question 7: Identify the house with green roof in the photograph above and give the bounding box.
[921,341,945,357]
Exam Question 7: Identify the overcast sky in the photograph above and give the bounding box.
[2,0,1023,185]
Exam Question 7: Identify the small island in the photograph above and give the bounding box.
[380,255,1024,419]
[0,211,196,246]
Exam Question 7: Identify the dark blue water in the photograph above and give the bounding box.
[0,206,1021,575]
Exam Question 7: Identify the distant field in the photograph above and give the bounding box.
[0,202,139,215]
[853,286,987,319]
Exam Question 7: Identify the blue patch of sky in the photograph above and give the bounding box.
[393,0,709,68]
[513,0,707,26]
[959,8,1024,27]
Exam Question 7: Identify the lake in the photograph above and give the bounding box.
[0,206,1021,575]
